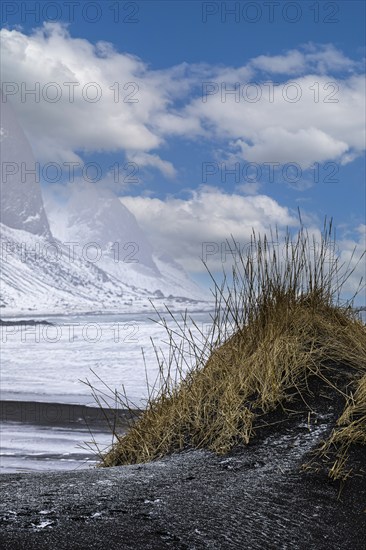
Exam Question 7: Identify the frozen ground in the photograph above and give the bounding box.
[0,422,113,474]
[0,311,213,473]
[0,312,213,406]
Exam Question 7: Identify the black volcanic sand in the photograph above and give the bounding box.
[0,400,138,432]
[1,382,365,550]
[0,319,54,326]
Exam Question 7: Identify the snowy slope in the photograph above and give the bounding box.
[0,223,147,315]
[46,185,207,301]
[0,223,211,316]
[49,183,158,272]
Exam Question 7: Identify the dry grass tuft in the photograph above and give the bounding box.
[98,218,365,478]
[315,373,366,480]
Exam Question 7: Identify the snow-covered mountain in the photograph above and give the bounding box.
[46,183,206,301]
[0,95,51,238]
[0,222,142,314]
[0,98,209,316]
[0,222,209,316]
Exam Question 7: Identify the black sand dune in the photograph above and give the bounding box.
[1,388,365,550]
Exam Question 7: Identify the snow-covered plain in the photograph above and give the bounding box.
[0,312,213,406]
[0,422,113,474]
[0,312,213,473]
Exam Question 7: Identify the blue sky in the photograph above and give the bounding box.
[1,0,365,295]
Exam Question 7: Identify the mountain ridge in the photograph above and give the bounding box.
[0,99,208,315]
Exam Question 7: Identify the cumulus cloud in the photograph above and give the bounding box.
[126,152,177,179]
[120,189,365,306]
[187,74,365,168]
[0,23,168,168]
[1,23,365,177]
[234,127,349,168]
[250,44,360,75]
[120,186,298,272]
[250,50,306,74]
[1,23,364,177]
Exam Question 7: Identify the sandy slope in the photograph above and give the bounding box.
[1,391,365,550]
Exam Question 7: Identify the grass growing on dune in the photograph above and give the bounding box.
[315,373,366,480]
[98,218,366,479]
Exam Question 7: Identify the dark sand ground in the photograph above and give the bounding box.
[1,390,365,550]
[0,400,135,430]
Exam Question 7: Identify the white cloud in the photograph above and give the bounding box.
[1,24,364,177]
[0,23,168,170]
[302,43,361,74]
[235,127,349,168]
[250,44,359,75]
[250,49,306,74]
[236,181,262,195]
[186,73,365,168]
[120,186,298,272]
[126,152,177,179]
[120,189,365,306]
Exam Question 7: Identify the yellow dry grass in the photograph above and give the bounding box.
[316,373,366,480]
